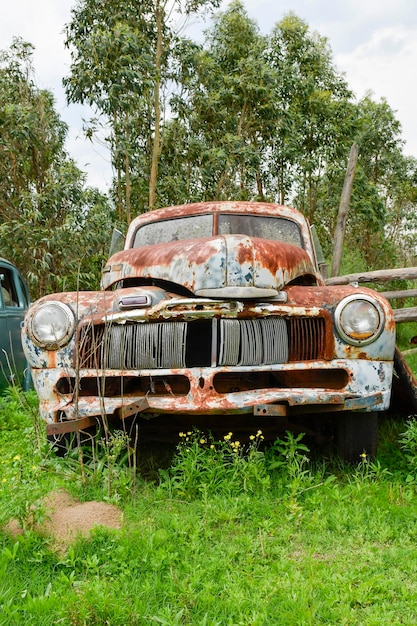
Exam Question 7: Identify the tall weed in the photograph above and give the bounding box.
[55,429,140,503]
[159,429,270,499]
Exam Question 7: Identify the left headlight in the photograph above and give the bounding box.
[28,301,75,349]
[334,295,384,346]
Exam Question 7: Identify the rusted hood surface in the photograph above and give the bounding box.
[102,235,322,294]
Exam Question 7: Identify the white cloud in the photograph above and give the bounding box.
[336,25,417,156]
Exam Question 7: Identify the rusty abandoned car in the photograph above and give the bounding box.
[22,201,396,460]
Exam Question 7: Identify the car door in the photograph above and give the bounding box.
[0,260,30,390]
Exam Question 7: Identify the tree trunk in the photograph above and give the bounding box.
[256,170,264,199]
[331,142,359,277]
[149,2,163,209]
[124,147,131,224]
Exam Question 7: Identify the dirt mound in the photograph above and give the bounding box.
[4,489,123,553]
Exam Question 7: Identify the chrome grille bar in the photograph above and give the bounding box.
[218,318,289,366]
[101,322,187,369]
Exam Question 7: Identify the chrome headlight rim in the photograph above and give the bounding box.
[28,301,76,350]
[334,294,385,346]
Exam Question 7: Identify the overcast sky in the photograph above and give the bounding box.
[2,0,417,191]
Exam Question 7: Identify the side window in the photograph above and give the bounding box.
[0,269,19,308]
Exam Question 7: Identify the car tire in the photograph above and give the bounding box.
[335,411,378,463]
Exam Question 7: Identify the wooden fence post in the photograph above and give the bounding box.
[331,142,359,277]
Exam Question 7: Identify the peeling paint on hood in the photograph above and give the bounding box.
[102,234,322,294]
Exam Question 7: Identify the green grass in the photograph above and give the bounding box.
[2,391,417,624]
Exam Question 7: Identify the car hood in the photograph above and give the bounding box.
[101,235,323,297]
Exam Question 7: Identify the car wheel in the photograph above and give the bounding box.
[335,411,378,463]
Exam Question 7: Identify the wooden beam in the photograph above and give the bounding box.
[381,289,417,300]
[325,267,417,286]
[401,347,417,356]
[393,307,417,323]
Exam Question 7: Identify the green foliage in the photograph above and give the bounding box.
[403,351,417,376]
[268,12,353,219]
[0,39,67,214]
[0,39,115,299]
[0,388,36,432]
[0,391,49,531]
[265,431,313,490]
[394,320,417,350]
[161,3,417,272]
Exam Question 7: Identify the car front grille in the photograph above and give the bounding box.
[76,315,328,371]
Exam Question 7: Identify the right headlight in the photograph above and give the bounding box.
[334,295,384,346]
[28,301,75,349]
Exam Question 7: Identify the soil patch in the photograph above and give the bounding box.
[4,489,123,553]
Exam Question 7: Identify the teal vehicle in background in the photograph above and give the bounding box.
[0,258,30,391]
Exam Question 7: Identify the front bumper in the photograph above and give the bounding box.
[31,359,393,434]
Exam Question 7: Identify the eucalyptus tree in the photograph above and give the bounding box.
[344,97,417,269]
[384,154,417,267]
[64,1,154,221]
[0,39,68,223]
[0,38,113,299]
[63,1,417,273]
[168,6,355,209]
[64,0,220,220]
[310,94,417,272]
[265,13,354,222]
[166,0,277,201]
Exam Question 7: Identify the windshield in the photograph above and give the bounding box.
[217,214,302,247]
[133,214,212,247]
[133,213,303,248]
